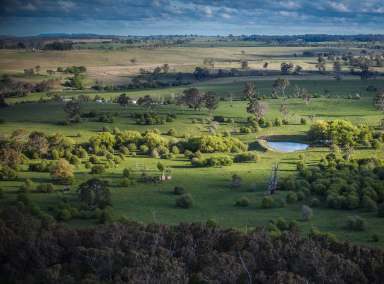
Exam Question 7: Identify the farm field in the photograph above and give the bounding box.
[1,74,384,247]
[2,0,384,279]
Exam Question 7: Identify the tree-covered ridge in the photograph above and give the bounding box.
[0,205,383,284]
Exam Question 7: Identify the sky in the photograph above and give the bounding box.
[0,0,384,36]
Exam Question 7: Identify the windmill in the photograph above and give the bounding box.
[266,163,279,195]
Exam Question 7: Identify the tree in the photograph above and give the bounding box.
[279,103,289,118]
[316,61,326,74]
[247,97,268,120]
[280,62,293,74]
[294,65,303,74]
[193,67,209,80]
[64,101,80,122]
[66,74,84,89]
[78,178,111,209]
[157,161,165,176]
[34,65,41,74]
[162,64,170,74]
[27,131,49,156]
[273,78,290,97]
[241,60,249,70]
[374,90,384,111]
[243,81,256,100]
[50,158,73,183]
[301,205,313,221]
[117,93,130,107]
[204,91,219,116]
[179,88,204,110]
[333,60,342,80]
[137,95,154,111]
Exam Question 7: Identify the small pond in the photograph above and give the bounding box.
[266,141,309,153]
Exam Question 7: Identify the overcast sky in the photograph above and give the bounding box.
[1,0,384,36]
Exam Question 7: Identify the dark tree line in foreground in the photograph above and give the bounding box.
[0,205,383,283]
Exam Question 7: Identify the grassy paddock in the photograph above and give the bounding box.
[1,75,384,247]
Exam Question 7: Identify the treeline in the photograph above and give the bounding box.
[0,75,56,99]
[242,34,384,43]
[0,205,383,283]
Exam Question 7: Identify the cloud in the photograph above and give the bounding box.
[57,1,76,12]
[327,2,349,13]
[0,0,383,35]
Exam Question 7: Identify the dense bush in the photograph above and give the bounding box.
[191,155,233,167]
[346,215,366,231]
[90,164,106,174]
[0,206,384,283]
[36,183,54,193]
[308,120,373,146]
[0,165,18,180]
[280,157,384,211]
[134,113,166,125]
[173,186,186,195]
[175,193,193,208]
[235,196,250,207]
[261,196,274,208]
[184,135,247,153]
[234,152,260,163]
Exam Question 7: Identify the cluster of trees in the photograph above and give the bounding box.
[308,120,376,147]
[0,205,383,283]
[132,112,175,125]
[281,156,384,212]
[176,88,219,114]
[184,135,247,153]
[43,41,74,50]
[0,75,56,98]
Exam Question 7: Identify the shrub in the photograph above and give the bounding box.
[346,215,366,231]
[176,194,193,209]
[261,196,274,209]
[282,119,289,125]
[239,127,252,134]
[213,115,225,122]
[57,209,72,221]
[90,165,105,174]
[234,152,260,163]
[167,128,177,136]
[275,217,289,231]
[20,179,35,192]
[378,203,384,217]
[98,208,113,224]
[122,168,132,178]
[230,174,242,188]
[185,135,247,153]
[171,145,180,155]
[362,196,377,212]
[173,186,185,195]
[296,161,306,171]
[151,149,160,158]
[300,118,307,125]
[371,234,380,242]
[120,178,131,187]
[139,144,149,154]
[235,196,250,207]
[301,205,313,221]
[0,165,18,180]
[273,118,282,127]
[191,155,233,167]
[36,183,54,193]
[309,197,320,207]
[286,191,298,204]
